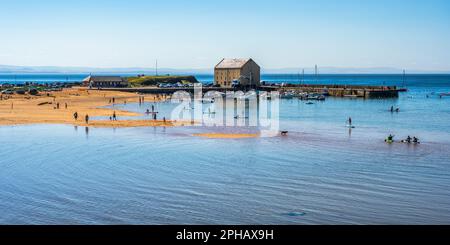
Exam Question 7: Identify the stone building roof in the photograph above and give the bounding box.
[215,58,252,69]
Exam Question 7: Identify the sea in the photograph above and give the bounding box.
[1,73,450,224]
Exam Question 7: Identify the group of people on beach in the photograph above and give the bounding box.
[145,105,159,120]
[138,96,145,105]
[53,102,68,110]
[69,95,169,125]
[73,112,89,124]
[390,106,400,112]
[109,111,117,121]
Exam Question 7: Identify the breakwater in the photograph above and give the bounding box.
[98,84,400,98]
[260,84,400,98]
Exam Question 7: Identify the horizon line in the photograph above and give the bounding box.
[1,64,450,74]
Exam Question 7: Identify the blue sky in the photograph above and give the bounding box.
[1,0,449,71]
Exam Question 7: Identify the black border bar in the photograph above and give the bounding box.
[0,225,449,243]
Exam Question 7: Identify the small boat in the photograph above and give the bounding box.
[259,92,272,100]
[281,93,295,99]
[306,93,326,101]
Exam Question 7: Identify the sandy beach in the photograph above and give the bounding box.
[0,88,179,127]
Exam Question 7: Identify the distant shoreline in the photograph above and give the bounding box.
[1,64,450,75]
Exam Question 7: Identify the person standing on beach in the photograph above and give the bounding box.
[113,111,117,121]
[85,114,89,124]
[65,103,68,109]
[73,112,78,120]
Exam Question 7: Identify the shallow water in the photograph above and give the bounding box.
[1,74,450,224]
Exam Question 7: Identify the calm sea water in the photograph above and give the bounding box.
[1,74,450,224]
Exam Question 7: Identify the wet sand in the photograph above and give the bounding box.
[193,133,260,139]
[0,88,179,127]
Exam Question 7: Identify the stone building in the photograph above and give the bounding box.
[214,58,260,88]
[82,76,128,88]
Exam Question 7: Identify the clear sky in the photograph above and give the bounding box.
[1,0,449,71]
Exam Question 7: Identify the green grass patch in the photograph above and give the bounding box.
[127,75,199,87]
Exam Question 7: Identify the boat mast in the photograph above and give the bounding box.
[315,65,318,83]
[302,69,305,85]
[402,69,406,87]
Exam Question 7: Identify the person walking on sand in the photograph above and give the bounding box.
[112,97,115,103]
[65,103,68,109]
[113,111,117,121]
[73,112,78,120]
[85,114,89,124]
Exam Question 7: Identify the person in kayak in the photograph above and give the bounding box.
[386,134,394,142]
[405,135,412,143]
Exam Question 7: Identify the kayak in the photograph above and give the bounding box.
[400,140,420,144]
